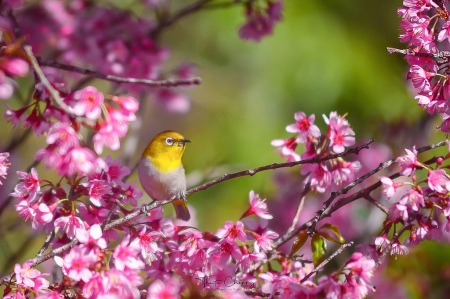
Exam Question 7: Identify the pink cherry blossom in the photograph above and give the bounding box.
[235,251,266,273]
[16,168,41,201]
[54,214,85,238]
[215,221,247,243]
[14,259,41,288]
[240,190,273,220]
[302,163,332,193]
[271,136,301,162]
[92,123,120,154]
[104,155,131,183]
[400,189,424,211]
[102,269,143,297]
[113,235,145,271]
[147,279,180,299]
[34,203,54,226]
[344,252,375,283]
[0,58,29,77]
[254,230,279,252]
[379,176,403,199]
[75,224,108,250]
[390,242,409,256]
[0,152,10,184]
[118,180,143,207]
[35,291,64,299]
[407,65,434,94]
[131,227,160,264]
[55,147,106,177]
[0,72,14,100]
[286,111,321,143]
[72,86,104,120]
[3,104,28,129]
[113,95,139,121]
[238,14,273,42]
[56,246,97,282]
[207,239,243,264]
[428,169,450,194]
[397,147,421,176]
[389,202,409,222]
[329,125,355,154]
[46,123,80,155]
[83,179,112,207]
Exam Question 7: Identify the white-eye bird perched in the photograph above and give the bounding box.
[138,130,191,221]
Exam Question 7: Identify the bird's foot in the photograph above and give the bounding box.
[179,191,187,202]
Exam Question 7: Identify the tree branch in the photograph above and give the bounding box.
[386,47,450,59]
[37,58,202,88]
[299,242,354,283]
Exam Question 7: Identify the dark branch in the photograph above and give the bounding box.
[37,58,202,88]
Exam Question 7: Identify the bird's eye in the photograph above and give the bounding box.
[165,137,174,146]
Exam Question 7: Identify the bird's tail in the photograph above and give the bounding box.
[173,200,190,221]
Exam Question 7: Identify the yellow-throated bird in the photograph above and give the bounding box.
[138,131,191,221]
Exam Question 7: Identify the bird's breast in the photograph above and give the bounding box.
[138,156,186,201]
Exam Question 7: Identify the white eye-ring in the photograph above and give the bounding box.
[165,137,174,146]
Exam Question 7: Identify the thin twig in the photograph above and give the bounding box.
[151,0,213,39]
[387,47,450,59]
[37,58,202,88]
[186,139,374,196]
[23,46,74,115]
[285,183,310,238]
[299,242,354,283]
[363,194,389,215]
[35,229,57,258]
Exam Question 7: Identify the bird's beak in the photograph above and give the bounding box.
[178,138,191,144]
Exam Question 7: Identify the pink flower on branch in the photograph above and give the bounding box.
[147,279,180,299]
[82,179,112,207]
[240,190,273,220]
[46,123,80,155]
[286,111,321,143]
[0,152,10,185]
[253,230,279,252]
[379,176,405,199]
[55,246,97,282]
[271,136,301,162]
[344,252,375,283]
[75,224,108,251]
[215,221,247,243]
[16,168,41,201]
[54,214,85,238]
[397,147,421,176]
[14,259,43,288]
[113,235,145,271]
[72,86,104,120]
[427,169,450,194]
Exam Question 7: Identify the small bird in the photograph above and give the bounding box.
[138,130,191,221]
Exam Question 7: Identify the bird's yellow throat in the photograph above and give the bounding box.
[141,131,187,172]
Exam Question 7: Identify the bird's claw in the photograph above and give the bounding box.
[179,191,187,202]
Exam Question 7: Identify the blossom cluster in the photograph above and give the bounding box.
[373,145,450,256]
[271,111,360,193]
[5,174,377,299]
[4,84,139,177]
[396,0,450,133]
[239,0,284,42]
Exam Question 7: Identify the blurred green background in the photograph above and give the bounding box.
[0,1,448,298]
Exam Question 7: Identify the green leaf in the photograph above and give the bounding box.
[317,231,342,244]
[319,223,345,244]
[289,230,309,258]
[311,234,327,267]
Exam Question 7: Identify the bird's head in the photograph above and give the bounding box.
[142,131,191,171]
